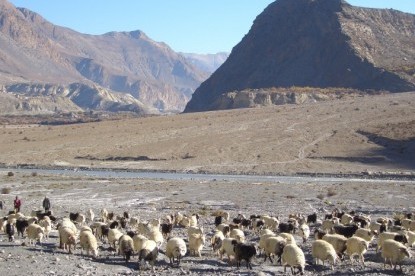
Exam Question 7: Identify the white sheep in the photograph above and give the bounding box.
[75,213,86,226]
[148,228,164,247]
[345,236,369,265]
[261,215,279,231]
[406,230,415,247]
[188,232,206,257]
[381,239,412,270]
[216,223,230,237]
[260,229,274,236]
[133,234,151,253]
[211,230,225,255]
[322,218,339,234]
[263,236,287,264]
[354,228,376,243]
[322,234,348,258]
[101,208,109,222]
[259,233,277,255]
[218,237,237,262]
[401,219,412,231]
[118,234,135,262]
[229,228,245,243]
[369,221,387,234]
[38,216,52,239]
[59,226,77,254]
[312,239,338,270]
[129,217,139,229]
[299,223,310,243]
[87,209,95,222]
[377,231,407,252]
[211,210,229,221]
[79,228,99,258]
[138,238,158,270]
[108,228,123,249]
[187,226,204,236]
[26,224,45,246]
[281,243,306,275]
[165,237,187,266]
[279,232,296,245]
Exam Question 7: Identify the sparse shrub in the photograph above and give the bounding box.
[1,187,11,194]
[327,187,337,197]
[286,195,296,199]
[7,171,14,177]
[31,172,38,177]
[317,194,325,200]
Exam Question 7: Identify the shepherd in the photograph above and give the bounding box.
[14,196,21,213]
[42,196,51,212]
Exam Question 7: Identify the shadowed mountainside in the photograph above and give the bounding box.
[184,0,415,112]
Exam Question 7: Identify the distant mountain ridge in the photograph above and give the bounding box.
[179,52,229,74]
[0,0,211,114]
[184,0,415,112]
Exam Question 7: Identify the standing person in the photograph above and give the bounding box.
[14,196,21,213]
[42,196,51,212]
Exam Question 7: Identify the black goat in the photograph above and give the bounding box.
[232,240,257,269]
[333,224,358,238]
[307,213,317,224]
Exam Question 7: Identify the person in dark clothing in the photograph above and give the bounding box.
[14,196,21,213]
[42,196,51,212]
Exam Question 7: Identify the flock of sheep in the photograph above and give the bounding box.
[1,206,415,274]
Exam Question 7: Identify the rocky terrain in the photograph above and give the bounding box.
[185,0,415,112]
[0,0,212,114]
[0,168,414,276]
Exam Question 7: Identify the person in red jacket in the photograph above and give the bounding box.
[13,196,21,213]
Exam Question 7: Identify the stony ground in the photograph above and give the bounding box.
[0,170,414,276]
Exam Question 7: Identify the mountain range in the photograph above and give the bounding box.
[0,0,227,115]
[184,0,415,112]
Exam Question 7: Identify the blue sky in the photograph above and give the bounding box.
[9,0,415,54]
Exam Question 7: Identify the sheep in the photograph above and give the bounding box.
[333,224,358,238]
[354,228,376,243]
[258,233,277,255]
[26,224,45,246]
[138,239,158,270]
[369,221,387,234]
[165,237,187,267]
[211,230,225,256]
[410,220,415,231]
[322,234,347,259]
[57,218,77,249]
[214,216,223,227]
[312,240,338,270]
[341,214,354,225]
[216,223,230,237]
[279,233,296,245]
[161,222,173,239]
[377,231,408,252]
[118,234,135,262]
[262,215,279,231]
[187,225,203,236]
[281,243,306,275]
[299,223,310,243]
[229,228,245,243]
[232,240,256,269]
[401,219,412,231]
[188,231,206,257]
[69,212,86,225]
[307,212,317,224]
[58,226,76,254]
[101,208,109,222]
[279,222,295,234]
[314,228,326,240]
[353,215,371,228]
[79,228,99,258]
[148,228,164,247]
[5,221,15,242]
[38,216,52,239]
[132,234,150,253]
[263,236,287,264]
[345,236,369,265]
[381,239,412,271]
[406,230,415,247]
[218,238,237,262]
[252,218,265,233]
[322,218,339,233]
[108,228,123,249]
[129,216,139,229]
[15,219,29,238]
[87,209,95,222]
[211,210,229,221]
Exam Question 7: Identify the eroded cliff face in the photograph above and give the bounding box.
[185,0,415,113]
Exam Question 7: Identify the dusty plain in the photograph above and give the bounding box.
[0,92,414,275]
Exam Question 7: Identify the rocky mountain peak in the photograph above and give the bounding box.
[184,0,415,112]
